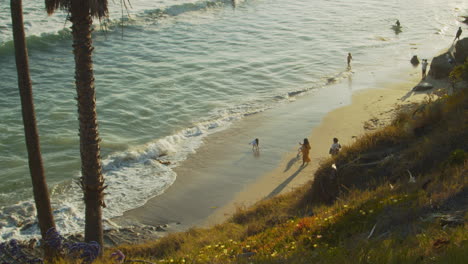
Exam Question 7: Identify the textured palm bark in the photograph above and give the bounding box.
[10,0,57,258]
[70,0,105,247]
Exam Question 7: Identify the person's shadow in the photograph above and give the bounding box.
[264,165,305,200]
[284,155,300,172]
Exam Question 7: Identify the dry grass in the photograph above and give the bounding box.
[83,88,468,264]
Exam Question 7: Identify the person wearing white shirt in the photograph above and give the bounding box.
[329,138,341,156]
[421,59,428,79]
[249,138,259,152]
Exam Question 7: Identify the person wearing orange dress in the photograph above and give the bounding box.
[299,138,311,166]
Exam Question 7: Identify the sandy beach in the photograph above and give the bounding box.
[113,62,450,239]
[204,74,447,226]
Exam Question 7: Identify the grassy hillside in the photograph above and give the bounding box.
[101,84,467,264]
[38,79,466,264]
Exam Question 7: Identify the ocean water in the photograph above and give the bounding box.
[0,0,466,240]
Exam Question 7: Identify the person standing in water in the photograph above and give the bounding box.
[249,138,259,152]
[299,138,311,166]
[395,20,400,27]
[347,53,353,67]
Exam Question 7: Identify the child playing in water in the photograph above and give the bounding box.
[249,138,259,151]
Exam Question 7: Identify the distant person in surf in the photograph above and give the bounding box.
[421,59,428,79]
[299,138,311,166]
[249,138,259,152]
[329,137,342,156]
[455,27,462,42]
[347,53,353,67]
[395,20,401,27]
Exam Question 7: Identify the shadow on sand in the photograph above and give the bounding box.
[284,155,300,172]
[400,75,451,102]
[264,165,306,200]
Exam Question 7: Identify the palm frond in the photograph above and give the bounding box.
[45,0,108,18]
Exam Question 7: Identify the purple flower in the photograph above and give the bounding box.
[2,228,101,264]
[110,250,125,263]
[44,227,64,250]
[67,241,101,264]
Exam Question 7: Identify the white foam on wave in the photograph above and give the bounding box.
[1,0,234,46]
[0,81,326,241]
[0,103,266,241]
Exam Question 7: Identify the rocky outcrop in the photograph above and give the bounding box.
[412,82,434,91]
[454,37,468,64]
[427,37,468,79]
[428,52,455,79]
[462,16,468,25]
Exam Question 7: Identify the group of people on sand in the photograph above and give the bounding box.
[250,137,341,167]
[297,138,341,166]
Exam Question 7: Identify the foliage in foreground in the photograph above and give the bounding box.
[3,89,467,264]
[105,89,467,263]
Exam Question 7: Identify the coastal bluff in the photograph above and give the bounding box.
[429,37,468,79]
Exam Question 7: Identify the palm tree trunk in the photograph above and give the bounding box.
[10,0,57,259]
[70,0,105,246]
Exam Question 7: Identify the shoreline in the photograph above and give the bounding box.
[8,71,453,248]
[113,58,450,243]
[204,74,449,226]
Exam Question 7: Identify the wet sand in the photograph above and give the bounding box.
[205,75,449,225]
[113,63,449,236]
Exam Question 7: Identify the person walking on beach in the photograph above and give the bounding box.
[299,138,311,166]
[455,27,462,42]
[249,138,259,152]
[421,59,428,79]
[347,53,353,67]
[329,137,342,156]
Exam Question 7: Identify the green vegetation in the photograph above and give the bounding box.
[450,58,468,83]
[58,84,467,264]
